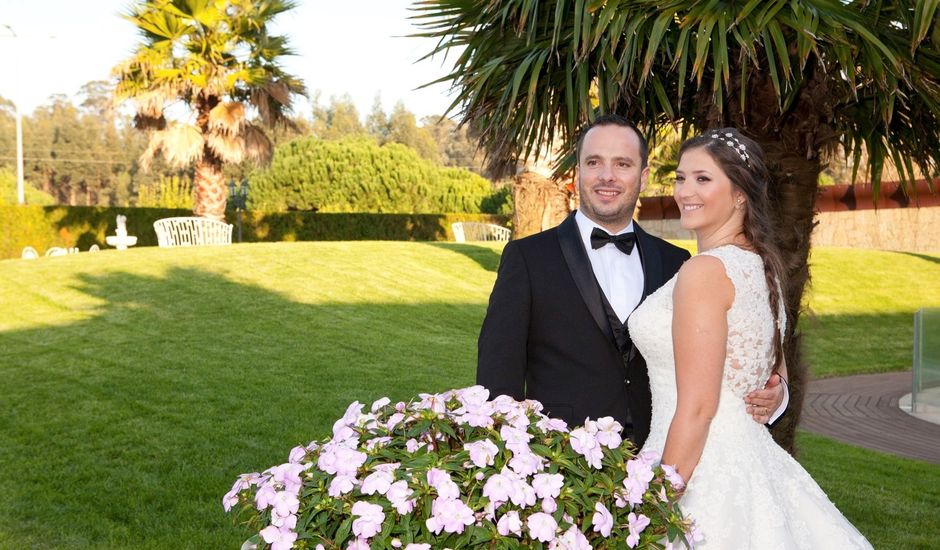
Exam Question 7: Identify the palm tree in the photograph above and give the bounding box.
[113,0,305,220]
[414,0,940,452]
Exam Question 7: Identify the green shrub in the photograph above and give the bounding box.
[0,170,56,206]
[137,175,195,209]
[0,206,508,259]
[248,137,507,214]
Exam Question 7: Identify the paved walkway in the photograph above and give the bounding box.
[801,371,940,465]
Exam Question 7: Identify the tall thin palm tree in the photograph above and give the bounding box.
[415,0,940,452]
[113,0,305,220]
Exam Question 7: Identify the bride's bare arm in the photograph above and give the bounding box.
[661,255,734,483]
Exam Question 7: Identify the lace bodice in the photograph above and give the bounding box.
[628,245,786,451]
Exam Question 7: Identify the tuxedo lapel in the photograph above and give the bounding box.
[634,222,663,300]
[556,213,613,341]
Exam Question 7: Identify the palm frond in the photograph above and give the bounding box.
[208,102,246,136]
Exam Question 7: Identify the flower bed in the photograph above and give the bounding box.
[224,386,694,549]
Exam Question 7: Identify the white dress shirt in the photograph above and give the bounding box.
[575,210,644,323]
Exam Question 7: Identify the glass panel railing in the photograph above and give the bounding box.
[913,308,940,413]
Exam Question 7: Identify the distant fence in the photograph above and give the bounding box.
[0,206,509,260]
[637,179,939,252]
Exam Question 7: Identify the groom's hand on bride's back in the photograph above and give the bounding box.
[745,373,787,425]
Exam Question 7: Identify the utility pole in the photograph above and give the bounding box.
[2,24,24,204]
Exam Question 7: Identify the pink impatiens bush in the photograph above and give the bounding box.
[224,386,695,549]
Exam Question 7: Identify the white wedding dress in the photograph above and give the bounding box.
[629,245,872,549]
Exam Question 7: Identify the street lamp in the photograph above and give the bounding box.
[228,179,250,243]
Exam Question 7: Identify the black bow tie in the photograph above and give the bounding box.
[590,227,637,255]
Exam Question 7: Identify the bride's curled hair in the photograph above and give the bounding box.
[678,128,787,372]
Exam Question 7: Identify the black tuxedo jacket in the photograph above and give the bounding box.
[476,213,690,447]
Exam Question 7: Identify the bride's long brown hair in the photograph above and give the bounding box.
[678,129,787,372]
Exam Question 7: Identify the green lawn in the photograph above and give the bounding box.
[0,242,937,549]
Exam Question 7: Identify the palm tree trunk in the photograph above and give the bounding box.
[193,95,227,221]
[193,155,227,221]
[511,171,571,238]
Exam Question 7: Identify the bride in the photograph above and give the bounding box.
[628,129,872,548]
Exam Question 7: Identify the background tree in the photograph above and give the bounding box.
[416,0,940,452]
[113,0,305,220]
[311,92,366,139]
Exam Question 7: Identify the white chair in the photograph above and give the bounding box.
[45,247,68,257]
[21,246,39,260]
[451,222,511,243]
[153,217,233,248]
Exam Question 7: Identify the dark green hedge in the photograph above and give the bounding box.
[0,206,509,259]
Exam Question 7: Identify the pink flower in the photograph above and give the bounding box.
[317,444,367,477]
[351,501,385,539]
[661,464,685,490]
[386,413,405,430]
[328,475,357,497]
[507,474,537,508]
[536,416,569,433]
[500,425,532,448]
[271,491,300,517]
[465,439,499,468]
[270,463,307,493]
[569,428,604,469]
[592,501,613,537]
[255,484,277,510]
[457,402,496,428]
[541,496,557,513]
[496,510,523,536]
[626,512,651,548]
[427,468,460,500]
[260,525,297,550]
[456,385,490,408]
[405,438,424,453]
[386,480,416,514]
[621,475,647,507]
[346,538,370,550]
[531,473,564,499]
[417,393,447,413]
[509,449,544,476]
[288,446,307,464]
[551,525,591,549]
[271,508,297,529]
[404,545,431,550]
[594,417,623,448]
[526,512,558,542]
[360,470,394,495]
[482,472,512,504]
[371,397,391,413]
[365,436,391,451]
[425,497,475,534]
[222,489,239,512]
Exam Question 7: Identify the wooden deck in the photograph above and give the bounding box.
[800,371,940,465]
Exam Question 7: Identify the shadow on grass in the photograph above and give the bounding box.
[0,267,485,549]
[895,251,940,265]
[423,242,503,272]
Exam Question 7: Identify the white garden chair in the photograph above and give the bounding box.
[153,217,233,248]
[451,222,511,243]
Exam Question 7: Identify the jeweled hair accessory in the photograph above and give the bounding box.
[709,132,750,165]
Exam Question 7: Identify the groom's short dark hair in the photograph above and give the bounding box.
[576,114,649,169]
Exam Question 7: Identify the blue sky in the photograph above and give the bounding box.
[0,0,459,118]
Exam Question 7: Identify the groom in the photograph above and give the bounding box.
[476,115,786,446]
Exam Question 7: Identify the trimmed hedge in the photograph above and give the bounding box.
[0,206,509,259]
[248,137,510,214]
